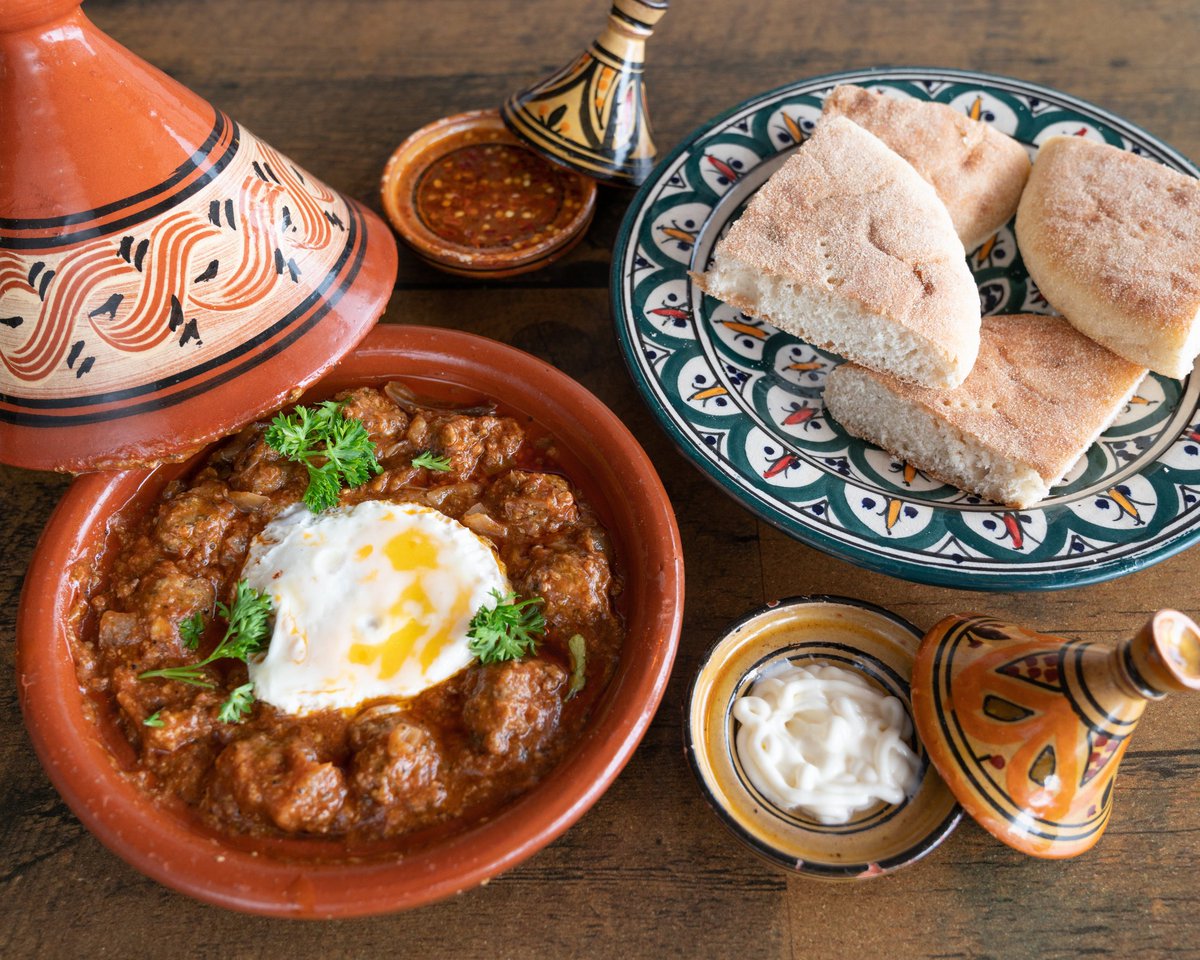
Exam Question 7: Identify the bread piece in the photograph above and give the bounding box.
[821,85,1031,251]
[823,313,1147,508]
[1016,135,1200,379]
[693,116,981,389]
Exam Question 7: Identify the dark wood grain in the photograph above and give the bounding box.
[3,0,1200,956]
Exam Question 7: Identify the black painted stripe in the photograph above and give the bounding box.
[610,7,656,31]
[590,39,645,71]
[1121,641,1162,698]
[0,200,366,425]
[0,110,227,232]
[1072,643,1136,727]
[0,118,240,252]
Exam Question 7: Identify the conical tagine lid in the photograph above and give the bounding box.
[0,0,397,472]
[911,609,1200,859]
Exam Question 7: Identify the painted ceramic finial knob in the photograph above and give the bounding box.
[0,0,397,472]
[501,0,668,186]
[912,609,1200,859]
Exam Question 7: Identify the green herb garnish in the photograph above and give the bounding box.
[566,634,587,699]
[264,400,382,512]
[143,710,164,728]
[139,580,273,689]
[411,450,453,472]
[467,590,546,664]
[179,611,206,650]
[218,682,256,724]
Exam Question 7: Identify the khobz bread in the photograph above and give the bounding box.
[823,313,1147,508]
[1017,135,1200,379]
[821,85,1031,252]
[693,116,981,389]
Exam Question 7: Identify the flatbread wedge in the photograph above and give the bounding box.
[1016,135,1200,379]
[693,116,981,389]
[823,313,1147,508]
[821,85,1031,252]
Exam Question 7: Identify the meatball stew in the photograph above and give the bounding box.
[72,386,624,841]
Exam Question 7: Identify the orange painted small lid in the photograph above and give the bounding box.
[911,611,1200,859]
[0,1,398,472]
[381,110,596,279]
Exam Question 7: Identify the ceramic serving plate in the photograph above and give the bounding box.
[613,67,1200,590]
[17,324,684,918]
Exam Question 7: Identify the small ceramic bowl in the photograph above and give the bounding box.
[17,324,683,917]
[381,110,597,278]
[686,596,962,880]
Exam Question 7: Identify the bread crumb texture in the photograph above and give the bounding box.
[1016,135,1200,378]
[824,314,1147,507]
[694,115,980,388]
[821,84,1031,251]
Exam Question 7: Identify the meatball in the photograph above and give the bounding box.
[224,427,295,496]
[463,659,566,759]
[486,470,578,539]
[138,700,220,753]
[153,479,239,565]
[338,386,409,447]
[517,541,613,633]
[133,561,215,647]
[349,714,445,812]
[434,415,524,478]
[97,610,142,651]
[207,732,347,834]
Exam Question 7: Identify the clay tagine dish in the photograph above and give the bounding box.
[381,110,596,278]
[16,324,685,916]
[686,596,963,880]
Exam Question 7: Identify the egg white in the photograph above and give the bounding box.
[242,500,508,714]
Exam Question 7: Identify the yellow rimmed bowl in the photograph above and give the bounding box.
[685,595,962,880]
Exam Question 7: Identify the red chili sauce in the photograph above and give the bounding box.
[414,142,582,250]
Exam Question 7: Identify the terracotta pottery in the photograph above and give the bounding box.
[501,0,668,186]
[686,597,962,880]
[381,110,597,278]
[912,609,1200,859]
[16,324,684,917]
[0,0,397,472]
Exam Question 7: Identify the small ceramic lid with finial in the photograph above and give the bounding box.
[0,0,397,473]
[501,0,668,187]
[911,609,1200,858]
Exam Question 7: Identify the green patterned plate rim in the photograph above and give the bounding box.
[612,67,1200,591]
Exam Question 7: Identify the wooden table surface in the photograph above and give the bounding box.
[3,0,1200,956]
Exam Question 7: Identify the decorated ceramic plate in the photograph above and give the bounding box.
[613,67,1200,590]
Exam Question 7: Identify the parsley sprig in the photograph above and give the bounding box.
[264,400,382,512]
[179,611,206,649]
[411,450,453,472]
[140,580,272,709]
[218,682,256,724]
[467,590,546,663]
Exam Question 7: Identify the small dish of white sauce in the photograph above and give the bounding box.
[685,596,962,880]
[732,662,921,824]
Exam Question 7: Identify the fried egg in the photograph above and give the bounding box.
[242,500,508,714]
